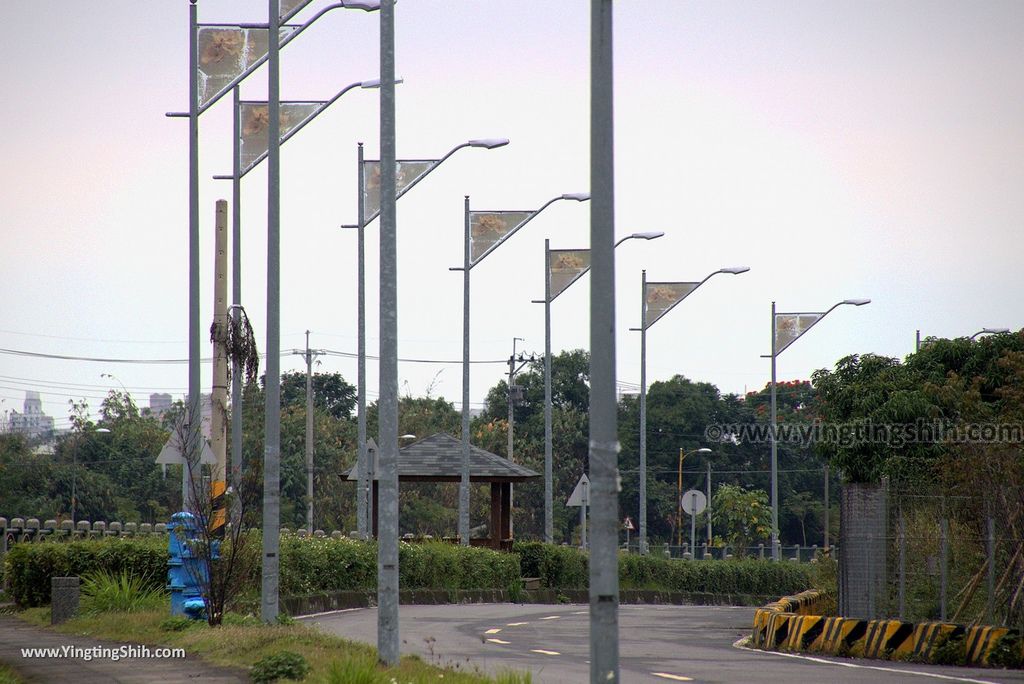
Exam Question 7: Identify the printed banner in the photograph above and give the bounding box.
[239,101,324,175]
[280,0,313,22]
[644,282,699,329]
[470,211,533,264]
[196,25,297,109]
[549,249,591,301]
[362,160,435,223]
[774,313,823,355]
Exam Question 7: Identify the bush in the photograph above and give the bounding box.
[513,542,588,588]
[515,542,813,595]
[81,569,166,614]
[159,615,195,632]
[3,537,167,607]
[988,632,1023,669]
[250,651,310,683]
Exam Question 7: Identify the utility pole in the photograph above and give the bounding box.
[506,338,525,461]
[211,200,229,538]
[304,331,319,533]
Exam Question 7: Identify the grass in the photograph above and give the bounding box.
[80,570,166,615]
[0,663,25,684]
[16,606,530,683]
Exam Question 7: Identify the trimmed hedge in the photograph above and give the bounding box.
[515,541,813,596]
[6,535,811,609]
[278,537,520,595]
[4,537,167,607]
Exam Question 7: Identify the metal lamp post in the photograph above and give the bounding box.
[766,298,870,561]
[453,193,588,545]
[676,447,711,547]
[632,266,749,555]
[533,231,663,543]
[344,137,509,538]
[213,79,388,492]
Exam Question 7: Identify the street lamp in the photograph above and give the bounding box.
[453,193,589,545]
[765,297,870,560]
[532,230,663,543]
[632,266,749,554]
[343,137,508,537]
[213,80,392,496]
[676,448,711,547]
[971,327,1010,340]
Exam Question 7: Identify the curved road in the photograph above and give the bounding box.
[303,604,1024,683]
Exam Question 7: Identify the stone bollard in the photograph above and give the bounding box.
[51,577,80,624]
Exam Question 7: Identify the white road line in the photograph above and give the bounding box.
[487,638,511,645]
[651,674,693,682]
[531,649,561,656]
[295,607,364,620]
[732,637,1001,684]
[506,622,529,627]
[572,610,588,615]
[539,615,561,620]
[484,628,502,634]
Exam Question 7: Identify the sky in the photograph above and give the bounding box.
[1,0,1022,432]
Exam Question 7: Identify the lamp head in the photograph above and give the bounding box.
[341,0,381,10]
[360,78,403,89]
[467,138,510,149]
[631,231,665,240]
[842,298,871,306]
[982,327,1010,335]
[696,448,712,453]
[719,266,750,275]
[561,193,591,201]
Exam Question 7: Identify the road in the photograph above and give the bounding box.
[303,603,1024,683]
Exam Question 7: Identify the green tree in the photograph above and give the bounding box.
[711,483,771,554]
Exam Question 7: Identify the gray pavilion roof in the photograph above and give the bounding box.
[345,432,539,482]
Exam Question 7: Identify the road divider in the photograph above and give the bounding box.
[751,589,1022,667]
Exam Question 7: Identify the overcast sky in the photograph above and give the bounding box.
[2,1,1021,431]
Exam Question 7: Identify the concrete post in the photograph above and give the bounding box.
[51,577,80,624]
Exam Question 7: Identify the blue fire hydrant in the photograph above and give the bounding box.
[167,512,218,619]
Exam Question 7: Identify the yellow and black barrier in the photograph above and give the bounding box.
[751,591,1020,667]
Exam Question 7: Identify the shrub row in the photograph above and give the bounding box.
[4,536,167,607]
[6,537,812,607]
[276,537,521,596]
[514,541,813,596]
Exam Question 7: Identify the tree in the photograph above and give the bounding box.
[711,483,771,554]
[280,371,356,420]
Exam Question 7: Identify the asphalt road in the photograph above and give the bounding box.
[303,603,1024,683]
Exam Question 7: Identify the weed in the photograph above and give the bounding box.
[251,651,310,683]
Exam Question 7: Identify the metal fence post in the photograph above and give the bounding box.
[987,517,995,624]
[898,512,905,621]
[940,518,948,622]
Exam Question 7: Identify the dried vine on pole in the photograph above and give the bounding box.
[212,305,260,387]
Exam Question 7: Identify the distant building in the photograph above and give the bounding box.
[149,392,212,439]
[7,391,55,441]
[148,393,174,418]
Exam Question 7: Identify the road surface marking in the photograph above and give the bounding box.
[733,637,999,684]
[296,607,364,619]
[572,610,588,615]
[651,674,693,682]
[539,615,561,620]
[484,628,502,634]
[531,649,561,656]
[487,638,511,645]
[506,622,529,627]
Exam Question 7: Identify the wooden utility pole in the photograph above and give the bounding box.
[211,199,229,537]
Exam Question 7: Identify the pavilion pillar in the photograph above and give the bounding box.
[500,482,511,547]
[490,482,502,550]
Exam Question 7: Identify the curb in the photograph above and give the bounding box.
[750,590,1021,667]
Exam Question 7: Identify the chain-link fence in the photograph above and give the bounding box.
[884,487,1023,628]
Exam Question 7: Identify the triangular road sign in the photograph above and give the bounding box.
[566,473,590,507]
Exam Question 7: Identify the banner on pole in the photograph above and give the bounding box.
[196,25,298,109]
[362,160,435,223]
[470,211,533,264]
[644,282,699,329]
[239,101,324,175]
[774,313,824,355]
[280,0,314,22]
[549,249,591,301]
